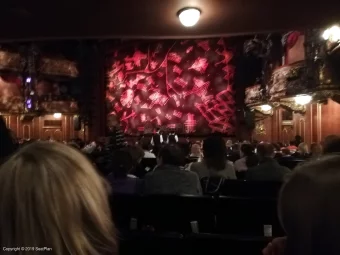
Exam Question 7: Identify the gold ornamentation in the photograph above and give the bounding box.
[279,101,306,113]
[39,58,78,78]
[245,84,263,106]
[255,121,266,135]
[253,105,273,115]
[0,50,23,72]
[313,90,340,104]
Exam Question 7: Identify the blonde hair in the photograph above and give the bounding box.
[297,142,309,154]
[0,142,117,255]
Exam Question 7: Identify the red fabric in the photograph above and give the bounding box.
[286,31,302,49]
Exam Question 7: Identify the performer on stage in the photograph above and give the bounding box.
[167,131,179,144]
[151,127,163,146]
[151,127,163,156]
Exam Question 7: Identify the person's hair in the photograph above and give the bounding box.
[279,155,340,255]
[141,138,152,151]
[168,134,177,144]
[297,142,309,154]
[241,144,259,168]
[111,149,134,178]
[310,143,322,157]
[272,143,281,151]
[203,136,227,171]
[240,143,254,157]
[158,144,184,166]
[0,142,116,255]
[190,143,201,156]
[0,116,16,162]
[282,148,291,156]
[256,143,274,160]
[127,145,144,166]
[323,135,340,154]
[289,141,296,146]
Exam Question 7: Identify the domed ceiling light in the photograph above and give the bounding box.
[178,8,201,27]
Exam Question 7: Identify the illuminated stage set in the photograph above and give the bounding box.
[106,38,236,136]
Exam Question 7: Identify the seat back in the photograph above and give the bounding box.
[219,180,282,198]
[215,196,284,237]
[141,195,216,233]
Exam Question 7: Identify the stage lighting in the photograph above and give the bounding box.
[294,95,312,105]
[178,8,201,27]
[260,104,272,112]
[322,25,340,42]
[53,113,62,119]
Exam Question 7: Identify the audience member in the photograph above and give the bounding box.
[277,155,340,255]
[277,148,300,169]
[189,143,203,159]
[107,149,142,194]
[310,143,322,159]
[292,142,309,159]
[141,139,156,158]
[323,135,340,154]
[0,116,16,163]
[228,143,241,162]
[190,136,236,180]
[144,145,202,195]
[234,143,258,172]
[107,114,127,150]
[247,143,290,181]
[287,141,297,151]
[0,142,117,254]
[127,145,145,168]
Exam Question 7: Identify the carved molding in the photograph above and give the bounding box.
[278,101,306,113]
[313,90,340,104]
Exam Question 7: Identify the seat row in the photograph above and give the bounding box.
[110,194,285,237]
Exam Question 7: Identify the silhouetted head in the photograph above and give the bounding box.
[279,155,340,255]
[158,145,185,167]
[256,143,275,161]
[203,136,227,171]
[323,135,340,154]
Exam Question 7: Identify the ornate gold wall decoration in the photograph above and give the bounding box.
[279,101,306,113]
[39,58,78,78]
[0,50,23,72]
[255,121,266,135]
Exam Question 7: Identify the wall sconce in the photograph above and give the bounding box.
[178,8,201,27]
[322,25,340,42]
[53,113,62,119]
[260,104,272,112]
[294,95,312,105]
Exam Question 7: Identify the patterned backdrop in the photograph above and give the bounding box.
[106,38,236,135]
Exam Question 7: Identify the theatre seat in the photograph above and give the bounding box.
[119,231,184,255]
[185,233,272,255]
[215,196,284,237]
[111,194,216,233]
[110,194,142,231]
[219,180,283,198]
[140,195,216,233]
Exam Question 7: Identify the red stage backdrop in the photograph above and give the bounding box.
[106,38,235,135]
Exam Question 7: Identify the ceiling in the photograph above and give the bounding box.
[1,0,340,41]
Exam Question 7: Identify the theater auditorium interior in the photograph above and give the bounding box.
[1,1,340,255]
